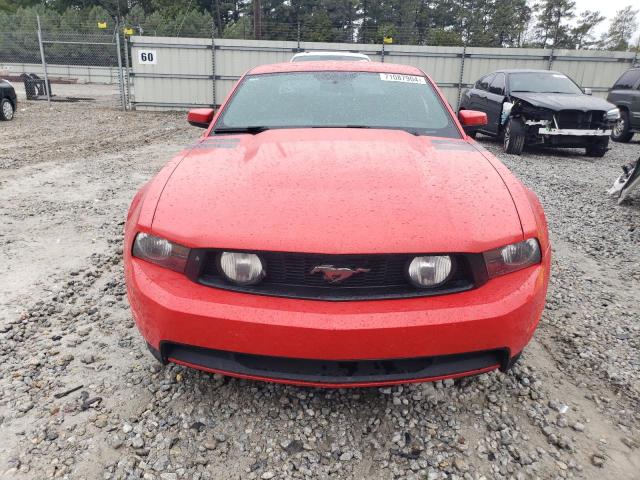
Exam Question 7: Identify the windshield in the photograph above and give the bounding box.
[214,71,459,138]
[509,72,583,94]
[292,55,369,62]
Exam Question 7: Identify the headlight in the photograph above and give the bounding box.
[132,232,190,272]
[483,238,541,278]
[606,108,620,121]
[407,255,452,288]
[219,252,265,285]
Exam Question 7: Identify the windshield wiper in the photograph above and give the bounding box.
[213,126,270,134]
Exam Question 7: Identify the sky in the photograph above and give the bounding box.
[573,0,637,37]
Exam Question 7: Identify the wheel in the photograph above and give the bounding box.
[467,130,477,139]
[503,117,525,155]
[0,98,14,121]
[585,137,609,157]
[611,110,633,143]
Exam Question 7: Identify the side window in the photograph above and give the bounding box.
[489,74,505,95]
[613,69,640,90]
[478,74,495,91]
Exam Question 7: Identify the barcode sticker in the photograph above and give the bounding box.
[379,73,426,84]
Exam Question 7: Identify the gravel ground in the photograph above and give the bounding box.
[1,98,639,480]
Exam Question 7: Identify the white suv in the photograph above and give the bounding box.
[290,51,371,63]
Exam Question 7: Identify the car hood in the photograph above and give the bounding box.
[152,129,523,254]
[510,92,615,112]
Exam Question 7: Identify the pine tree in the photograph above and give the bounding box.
[532,0,575,48]
[570,10,604,49]
[600,5,639,51]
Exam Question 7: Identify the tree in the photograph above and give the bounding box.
[531,0,575,48]
[488,0,531,47]
[600,5,639,51]
[570,10,604,49]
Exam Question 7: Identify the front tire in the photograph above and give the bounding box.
[611,110,633,143]
[503,117,525,155]
[0,98,14,121]
[585,138,609,157]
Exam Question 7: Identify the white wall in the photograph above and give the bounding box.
[129,36,637,110]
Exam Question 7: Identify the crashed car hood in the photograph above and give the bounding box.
[510,92,615,112]
[152,129,523,254]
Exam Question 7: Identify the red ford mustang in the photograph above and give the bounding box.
[125,62,550,387]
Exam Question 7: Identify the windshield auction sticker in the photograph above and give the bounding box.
[379,73,426,84]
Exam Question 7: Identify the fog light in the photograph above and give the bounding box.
[407,255,452,288]
[219,252,266,285]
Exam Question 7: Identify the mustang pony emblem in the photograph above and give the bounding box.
[309,265,370,284]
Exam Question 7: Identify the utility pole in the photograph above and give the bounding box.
[254,0,262,40]
[548,7,561,70]
[36,15,50,104]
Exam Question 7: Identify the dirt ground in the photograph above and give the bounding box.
[0,95,639,480]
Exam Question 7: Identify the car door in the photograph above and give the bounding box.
[608,69,640,128]
[484,73,506,134]
[631,75,640,129]
[462,74,494,112]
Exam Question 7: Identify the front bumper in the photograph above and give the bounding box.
[126,252,550,387]
[540,128,611,136]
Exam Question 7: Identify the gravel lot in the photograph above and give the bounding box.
[1,96,639,480]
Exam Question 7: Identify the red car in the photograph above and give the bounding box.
[125,62,550,388]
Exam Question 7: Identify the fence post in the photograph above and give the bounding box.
[456,43,467,112]
[211,20,217,108]
[381,40,385,63]
[297,21,301,51]
[36,15,51,104]
[123,34,132,110]
[114,21,126,111]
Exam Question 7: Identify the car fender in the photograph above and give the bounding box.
[474,147,550,253]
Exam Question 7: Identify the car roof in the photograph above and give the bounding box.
[292,51,369,58]
[490,69,565,75]
[249,61,424,76]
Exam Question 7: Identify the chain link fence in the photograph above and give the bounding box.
[2,12,638,112]
[0,15,128,109]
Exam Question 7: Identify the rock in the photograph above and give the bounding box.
[131,436,145,448]
[339,452,353,461]
[261,472,275,480]
[80,353,95,364]
[282,439,304,455]
[591,454,606,468]
[571,422,585,432]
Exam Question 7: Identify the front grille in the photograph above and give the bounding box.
[556,110,606,130]
[188,250,482,301]
[163,342,507,384]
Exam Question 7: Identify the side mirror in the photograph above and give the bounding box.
[458,110,487,134]
[584,88,592,96]
[187,108,215,128]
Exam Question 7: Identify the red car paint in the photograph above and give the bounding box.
[125,61,550,387]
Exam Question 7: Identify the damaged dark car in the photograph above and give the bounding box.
[460,69,620,157]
